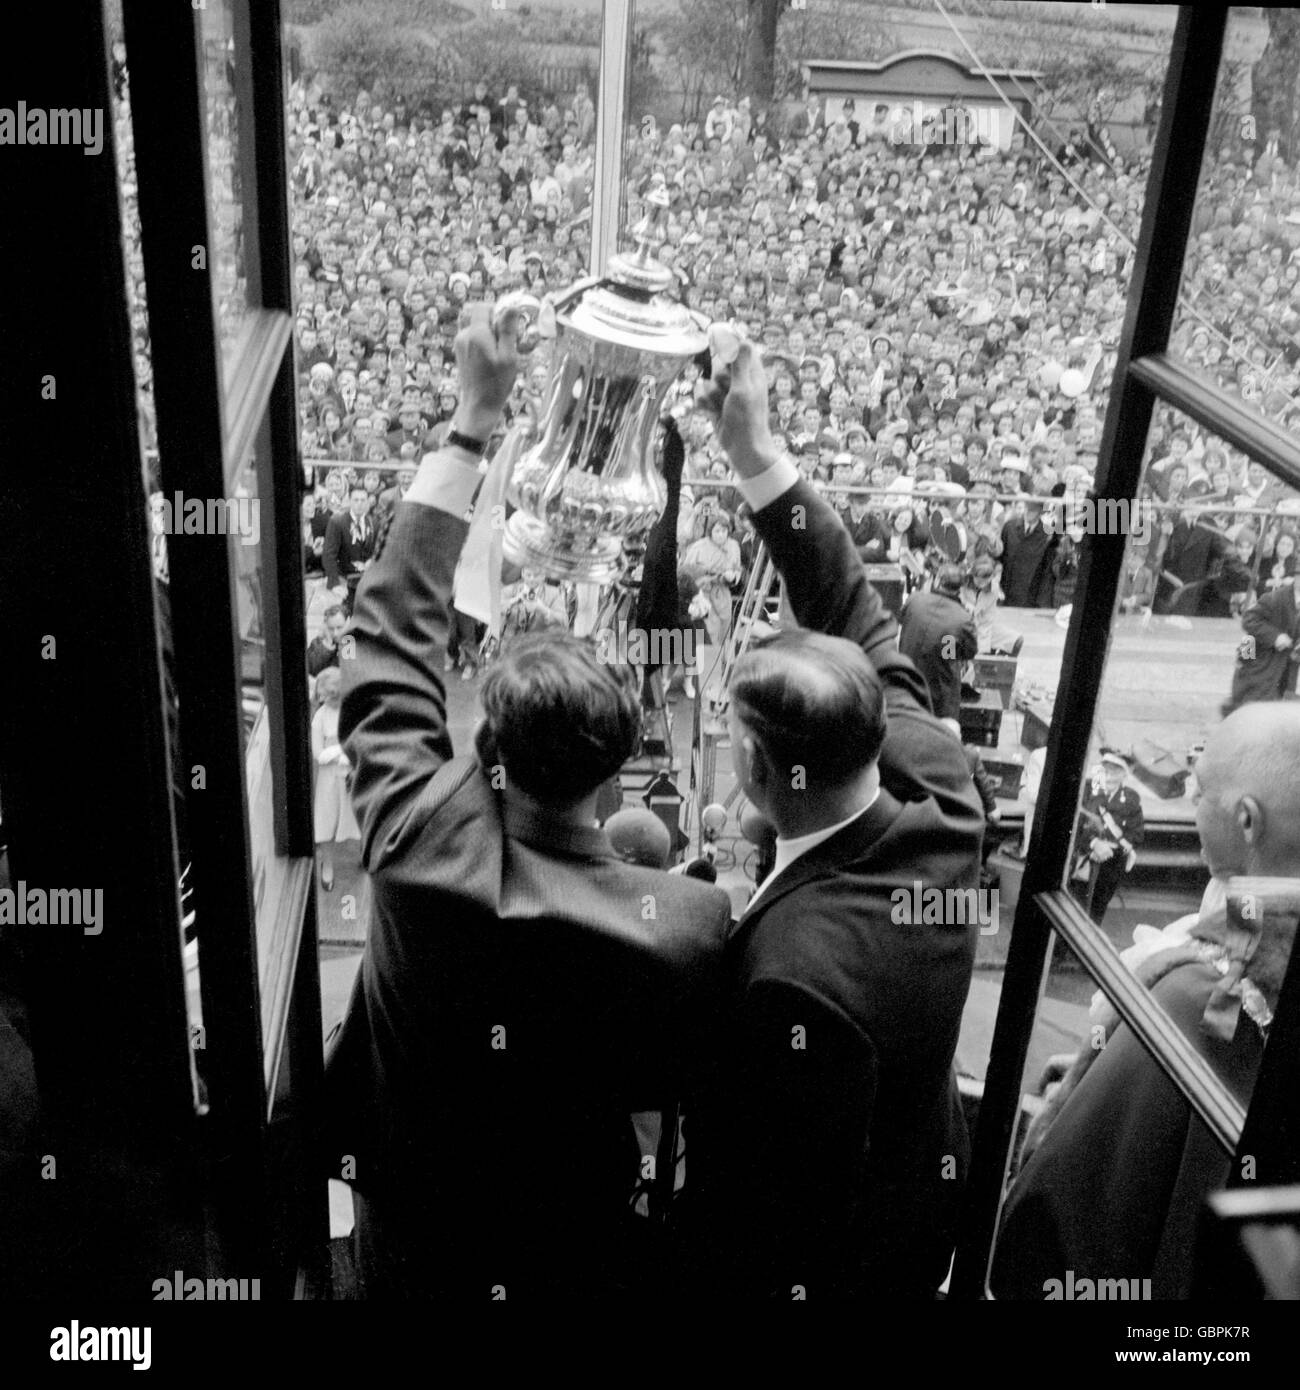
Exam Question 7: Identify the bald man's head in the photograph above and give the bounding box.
[1195,703,1300,879]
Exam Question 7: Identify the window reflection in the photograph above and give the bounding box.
[200,0,252,372]
[1169,7,1298,430]
[993,876,1298,1300]
[287,12,602,959]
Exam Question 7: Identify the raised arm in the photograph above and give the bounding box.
[697,341,982,827]
[340,304,523,869]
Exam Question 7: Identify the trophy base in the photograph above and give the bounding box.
[503,514,625,585]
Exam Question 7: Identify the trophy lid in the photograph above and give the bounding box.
[563,187,708,357]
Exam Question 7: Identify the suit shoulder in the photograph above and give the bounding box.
[623,866,731,920]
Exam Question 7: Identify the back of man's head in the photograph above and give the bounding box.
[1196,703,1300,879]
[730,630,886,788]
[475,631,641,805]
[936,563,964,596]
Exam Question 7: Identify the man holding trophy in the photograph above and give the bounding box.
[327,219,983,1296]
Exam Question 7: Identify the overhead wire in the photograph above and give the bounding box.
[928,0,1300,423]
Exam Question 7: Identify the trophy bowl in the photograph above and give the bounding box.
[501,190,709,584]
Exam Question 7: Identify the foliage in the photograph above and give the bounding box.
[655,0,755,121]
[1251,7,1300,163]
[505,7,604,47]
[444,19,594,106]
[774,2,896,100]
[288,0,471,24]
[309,3,463,104]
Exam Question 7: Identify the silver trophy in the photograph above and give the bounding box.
[499,189,710,584]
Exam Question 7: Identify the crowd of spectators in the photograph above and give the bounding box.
[116,56,1300,646]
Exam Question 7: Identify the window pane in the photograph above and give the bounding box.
[1168,8,1296,429]
[618,0,1177,744]
[287,2,600,487]
[1038,403,1300,1099]
[288,1,611,984]
[200,0,253,376]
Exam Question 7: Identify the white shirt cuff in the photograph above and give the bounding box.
[404,448,482,517]
[736,455,801,513]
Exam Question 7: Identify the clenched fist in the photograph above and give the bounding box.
[451,302,525,441]
[694,340,779,480]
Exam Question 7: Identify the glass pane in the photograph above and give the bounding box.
[1024,400,1300,1118]
[232,446,267,732]
[981,401,1300,1297]
[618,0,1177,742]
[200,0,253,375]
[287,0,609,1014]
[109,14,210,1095]
[286,15,599,472]
[1168,7,1296,429]
[988,867,1297,1302]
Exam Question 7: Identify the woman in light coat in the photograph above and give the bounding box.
[312,665,360,891]
[683,513,742,648]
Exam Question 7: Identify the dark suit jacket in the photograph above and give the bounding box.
[1227,583,1300,709]
[1159,521,1230,615]
[327,482,732,1294]
[322,510,375,588]
[690,478,986,1299]
[843,506,891,562]
[992,962,1263,1300]
[1000,515,1054,608]
[899,589,978,722]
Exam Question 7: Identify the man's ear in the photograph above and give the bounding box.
[1238,794,1262,846]
[742,733,771,794]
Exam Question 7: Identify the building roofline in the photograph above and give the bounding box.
[804,50,1044,82]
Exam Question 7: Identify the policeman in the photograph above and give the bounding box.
[1072,748,1145,923]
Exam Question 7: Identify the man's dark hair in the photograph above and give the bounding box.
[323,604,346,622]
[936,563,964,595]
[475,631,641,804]
[730,631,886,786]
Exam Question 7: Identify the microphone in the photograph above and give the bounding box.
[605,807,673,870]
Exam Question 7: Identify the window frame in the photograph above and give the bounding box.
[951,3,1300,1299]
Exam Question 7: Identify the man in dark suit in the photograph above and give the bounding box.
[843,491,891,562]
[1155,510,1232,615]
[306,603,347,678]
[1224,570,1300,713]
[326,305,732,1299]
[688,343,986,1299]
[322,483,376,614]
[1000,499,1054,608]
[898,563,979,728]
